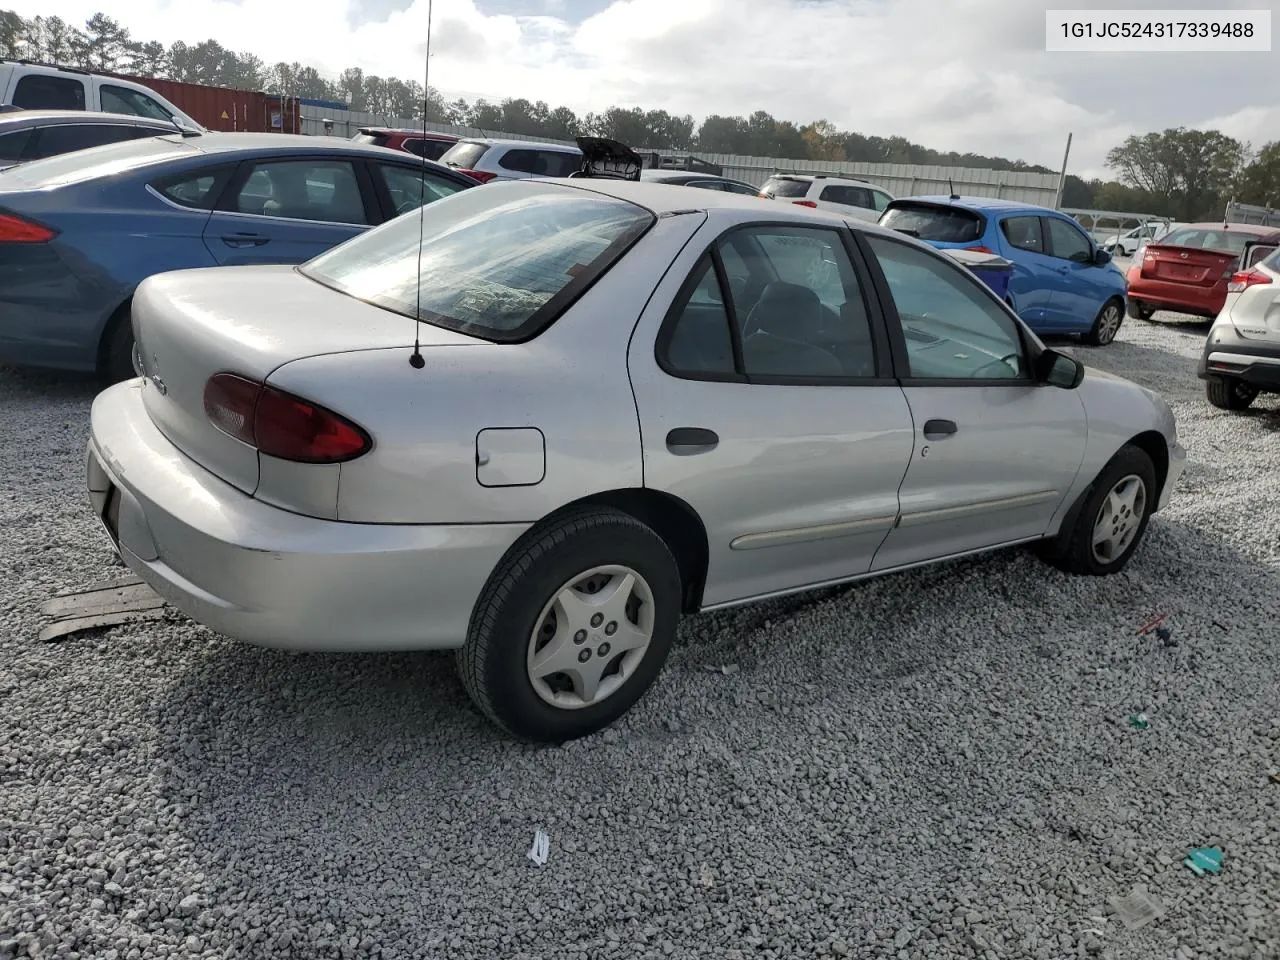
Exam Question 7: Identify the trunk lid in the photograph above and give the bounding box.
[1139,242,1237,287]
[133,264,481,495]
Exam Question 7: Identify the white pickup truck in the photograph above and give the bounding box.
[0,61,201,130]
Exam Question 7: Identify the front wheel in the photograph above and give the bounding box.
[1205,377,1258,411]
[1084,299,1124,346]
[1037,445,1156,576]
[457,507,682,742]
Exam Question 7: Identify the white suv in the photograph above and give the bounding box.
[759,173,894,222]
[438,138,583,183]
[0,61,200,130]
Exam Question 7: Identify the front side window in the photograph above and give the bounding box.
[1000,216,1044,253]
[234,160,367,225]
[866,235,1025,381]
[301,181,654,342]
[12,75,86,111]
[376,162,468,217]
[100,85,172,121]
[661,226,877,381]
[1046,217,1093,263]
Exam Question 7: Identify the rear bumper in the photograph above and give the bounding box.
[1127,278,1224,318]
[86,380,529,651]
[1197,323,1280,391]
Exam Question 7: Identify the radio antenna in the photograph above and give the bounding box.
[409,0,434,370]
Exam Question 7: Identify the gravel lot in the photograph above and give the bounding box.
[2,308,1279,960]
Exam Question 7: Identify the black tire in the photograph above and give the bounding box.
[100,307,136,384]
[1084,298,1124,346]
[1038,445,1156,576]
[457,507,682,742]
[1126,299,1155,321]
[1205,377,1258,411]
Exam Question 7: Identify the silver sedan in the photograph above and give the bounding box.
[86,180,1186,741]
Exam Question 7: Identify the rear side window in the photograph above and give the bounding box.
[498,149,580,177]
[439,141,491,169]
[151,167,233,210]
[1001,216,1044,253]
[871,190,892,212]
[301,182,654,342]
[24,124,155,161]
[879,203,984,243]
[12,75,86,111]
[761,176,810,199]
[100,85,172,121]
[0,127,32,162]
[819,184,873,208]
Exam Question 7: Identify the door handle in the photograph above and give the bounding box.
[923,419,957,440]
[666,427,719,454]
[221,233,269,247]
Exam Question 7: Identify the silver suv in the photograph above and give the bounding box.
[439,138,582,183]
[760,173,894,222]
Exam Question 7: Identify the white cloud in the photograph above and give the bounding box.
[8,0,1280,178]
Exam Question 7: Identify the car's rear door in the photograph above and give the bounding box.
[857,232,1087,571]
[627,217,915,607]
[994,214,1057,324]
[202,156,375,265]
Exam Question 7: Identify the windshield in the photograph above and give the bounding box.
[1160,227,1264,254]
[761,176,810,198]
[439,141,490,169]
[879,203,984,243]
[300,181,655,342]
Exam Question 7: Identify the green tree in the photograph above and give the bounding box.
[0,10,26,57]
[78,12,131,70]
[1106,127,1246,220]
[1239,142,1280,207]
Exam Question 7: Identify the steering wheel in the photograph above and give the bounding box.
[970,353,1020,379]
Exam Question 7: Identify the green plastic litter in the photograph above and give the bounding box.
[1183,847,1224,876]
[1128,712,1150,730]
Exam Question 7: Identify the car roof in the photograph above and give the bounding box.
[0,109,175,127]
[458,137,581,152]
[898,195,1059,215]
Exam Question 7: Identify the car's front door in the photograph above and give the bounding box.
[1041,215,1111,328]
[202,157,373,266]
[627,220,915,607]
[995,214,1057,326]
[859,233,1088,571]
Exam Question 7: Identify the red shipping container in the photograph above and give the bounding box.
[101,72,301,134]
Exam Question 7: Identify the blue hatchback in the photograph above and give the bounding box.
[879,196,1129,345]
[0,132,478,380]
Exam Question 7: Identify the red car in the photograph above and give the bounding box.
[351,127,459,162]
[1126,222,1280,320]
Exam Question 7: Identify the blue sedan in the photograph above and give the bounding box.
[879,196,1129,345]
[0,132,478,380]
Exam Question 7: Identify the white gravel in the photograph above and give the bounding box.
[2,312,1279,960]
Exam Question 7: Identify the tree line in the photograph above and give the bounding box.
[1,10,1277,219]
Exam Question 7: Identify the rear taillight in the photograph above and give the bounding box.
[457,168,497,183]
[203,372,371,464]
[1227,269,1272,292]
[965,245,994,254]
[792,200,817,208]
[0,212,54,243]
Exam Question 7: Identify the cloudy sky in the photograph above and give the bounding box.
[7,0,1278,178]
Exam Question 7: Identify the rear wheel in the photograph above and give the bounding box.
[1205,377,1258,411]
[100,305,136,384]
[1085,299,1124,346]
[457,507,682,742]
[1038,445,1156,576]
[1126,300,1155,321]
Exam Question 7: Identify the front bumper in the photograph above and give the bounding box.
[86,380,529,651]
[1196,323,1280,391]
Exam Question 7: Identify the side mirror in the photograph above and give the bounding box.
[1037,348,1085,389]
[1093,248,1112,266]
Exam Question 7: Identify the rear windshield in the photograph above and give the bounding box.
[439,141,490,169]
[300,181,656,342]
[0,135,194,189]
[761,176,810,199]
[1159,227,1264,255]
[879,202,984,243]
